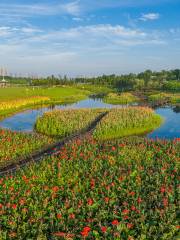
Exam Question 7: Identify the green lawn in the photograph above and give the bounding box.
[0,86,91,119]
[0,86,90,102]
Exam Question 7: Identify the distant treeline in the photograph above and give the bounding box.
[4,69,180,91]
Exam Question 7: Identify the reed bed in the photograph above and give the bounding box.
[149,92,180,103]
[94,107,162,140]
[35,109,105,138]
[103,92,138,105]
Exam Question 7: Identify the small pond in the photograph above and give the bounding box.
[0,98,179,139]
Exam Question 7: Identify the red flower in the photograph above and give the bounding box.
[104,197,109,203]
[52,186,59,192]
[163,198,168,207]
[131,206,136,211]
[69,213,75,219]
[12,204,17,210]
[160,186,166,193]
[129,191,135,196]
[83,226,91,232]
[127,223,134,229]
[123,215,129,220]
[81,231,89,237]
[137,197,142,204]
[101,226,107,233]
[119,143,125,147]
[112,146,116,151]
[122,209,129,215]
[90,179,95,189]
[81,226,91,237]
[57,213,62,219]
[19,198,25,206]
[112,220,119,225]
[87,198,93,206]
[0,203,3,209]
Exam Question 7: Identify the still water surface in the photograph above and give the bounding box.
[0,98,179,139]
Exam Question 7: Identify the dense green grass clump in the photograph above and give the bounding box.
[94,107,162,140]
[77,84,113,95]
[0,129,54,168]
[0,137,179,239]
[149,92,180,103]
[103,92,138,105]
[35,109,104,138]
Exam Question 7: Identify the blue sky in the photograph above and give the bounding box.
[0,0,180,77]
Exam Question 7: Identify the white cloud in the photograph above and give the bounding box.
[0,23,176,76]
[140,13,160,21]
[0,1,81,20]
[62,1,81,16]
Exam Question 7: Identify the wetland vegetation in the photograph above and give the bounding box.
[0,69,180,239]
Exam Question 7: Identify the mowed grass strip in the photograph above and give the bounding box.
[94,107,163,140]
[35,109,105,138]
[0,86,89,102]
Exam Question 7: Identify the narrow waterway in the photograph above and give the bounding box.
[0,98,179,139]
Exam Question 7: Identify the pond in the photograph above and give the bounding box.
[0,98,179,139]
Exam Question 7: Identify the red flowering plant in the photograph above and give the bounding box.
[0,136,179,239]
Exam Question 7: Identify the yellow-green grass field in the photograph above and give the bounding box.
[103,92,139,105]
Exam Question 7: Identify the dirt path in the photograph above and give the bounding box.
[0,112,108,176]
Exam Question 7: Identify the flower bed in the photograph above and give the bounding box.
[35,109,105,138]
[0,129,54,168]
[0,137,179,239]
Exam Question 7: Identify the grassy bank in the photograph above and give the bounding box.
[0,137,179,239]
[94,107,162,140]
[77,84,113,95]
[103,92,138,105]
[0,86,90,119]
[149,92,180,104]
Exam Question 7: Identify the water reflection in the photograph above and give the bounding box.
[0,99,179,139]
[148,106,180,139]
[173,105,180,113]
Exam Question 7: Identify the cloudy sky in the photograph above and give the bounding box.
[0,0,180,76]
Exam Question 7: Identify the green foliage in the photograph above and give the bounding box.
[163,81,180,92]
[0,129,54,168]
[35,109,105,137]
[103,92,138,105]
[149,92,180,103]
[94,107,163,140]
[0,137,179,239]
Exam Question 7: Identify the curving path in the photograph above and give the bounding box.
[0,112,108,176]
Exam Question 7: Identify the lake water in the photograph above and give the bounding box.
[0,98,179,139]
